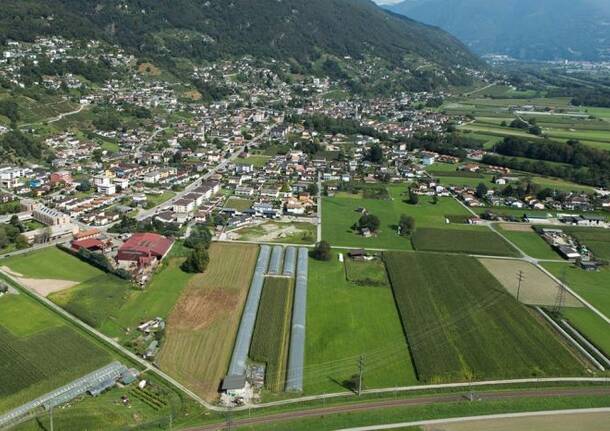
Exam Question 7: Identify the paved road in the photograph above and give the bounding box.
[186,387,610,431]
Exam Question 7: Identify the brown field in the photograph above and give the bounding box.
[137,62,161,76]
[498,223,534,232]
[158,243,259,400]
[425,411,610,431]
[182,90,202,101]
[479,258,582,307]
[0,267,77,296]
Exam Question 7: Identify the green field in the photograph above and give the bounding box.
[240,155,271,167]
[2,247,103,282]
[145,191,176,208]
[384,252,583,383]
[543,263,610,320]
[305,253,417,393]
[495,225,559,260]
[561,308,610,358]
[49,273,132,329]
[322,187,474,250]
[344,258,390,288]
[411,228,520,257]
[225,196,254,211]
[250,277,294,392]
[0,292,113,412]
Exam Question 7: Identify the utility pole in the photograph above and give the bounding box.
[516,270,525,302]
[357,355,366,396]
[49,405,54,431]
[225,407,233,431]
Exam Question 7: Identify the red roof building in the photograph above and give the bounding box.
[117,233,173,267]
[71,238,106,252]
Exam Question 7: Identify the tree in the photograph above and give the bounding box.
[182,246,209,273]
[9,215,24,232]
[184,225,212,250]
[15,234,29,250]
[475,182,488,199]
[408,188,419,205]
[358,214,380,233]
[398,215,415,236]
[365,143,384,164]
[310,241,332,261]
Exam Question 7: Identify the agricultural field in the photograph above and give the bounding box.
[479,258,581,307]
[322,186,474,250]
[305,252,417,394]
[49,273,132,329]
[495,224,559,260]
[543,263,610,320]
[250,277,294,392]
[230,221,316,245]
[411,228,520,257]
[0,291,113,412]
[158,243,259,400]
[384,252,584,383]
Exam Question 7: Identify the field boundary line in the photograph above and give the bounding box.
[337,407,610,431]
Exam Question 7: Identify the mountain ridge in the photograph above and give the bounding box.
[387,0,610,61]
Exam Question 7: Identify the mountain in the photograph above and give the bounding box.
[387,0,610,61]
[0,0,480,73]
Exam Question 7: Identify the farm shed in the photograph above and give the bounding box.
[285,247,309,392]
[227,245,271,377]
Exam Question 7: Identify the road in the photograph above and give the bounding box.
[185,387,610,431]
[339,407,610,431]
[20,103,86,129]
[316,172,322,242]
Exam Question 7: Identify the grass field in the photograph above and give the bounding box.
[240,155,271,167]
[158,243,259,400]
[344,258,389,288]
[411,228,520,257]
[543,263,610,320]
[2,247,103,282]
[561,308,610,358]
[384,252,583,383]
[495,224,559,259]
[0,293,113,412]
[145,191,176,209]
[479,258,581,307]
[49,274,132,329]
[304,253,417,394]
[322,187,474,250]
[250,277,294,392]
[224,196,254,212]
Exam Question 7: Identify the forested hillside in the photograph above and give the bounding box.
[0,0,480,75]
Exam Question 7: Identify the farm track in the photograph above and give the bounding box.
[186,386,610,431]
